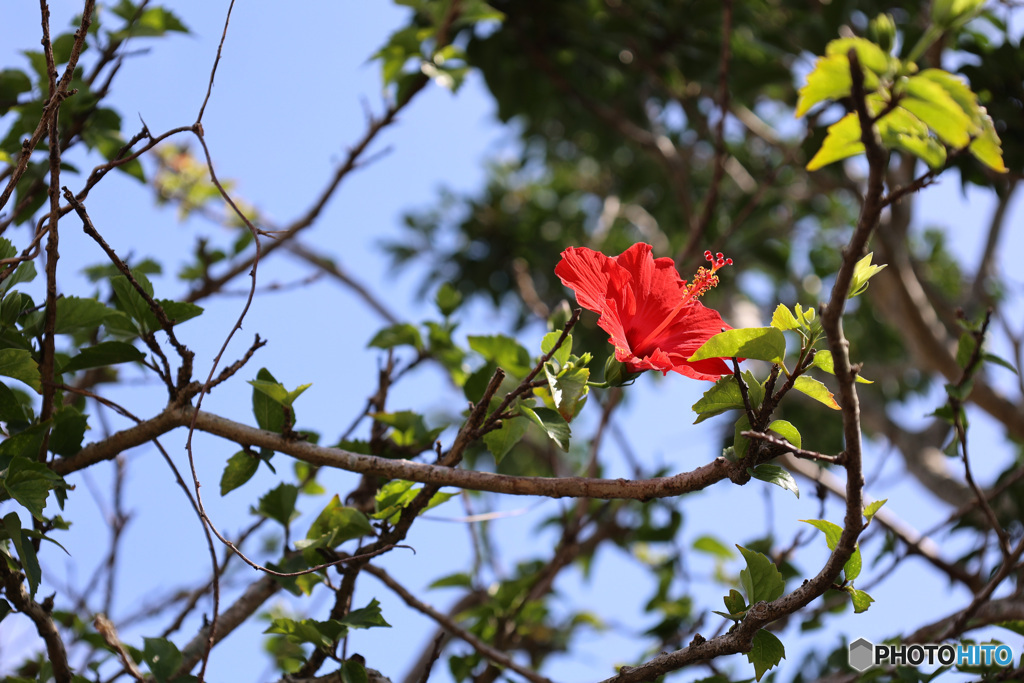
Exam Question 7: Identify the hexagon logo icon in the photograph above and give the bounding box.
[849,637,875,672]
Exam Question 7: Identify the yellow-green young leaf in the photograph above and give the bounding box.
[807,113,864,171]
[848,252,887,298]
[877,107,947,169]
[864,498,887,522]
[900,74,978,147]
[916,69,981,119]
[793,375,840,409]
[767,419,801,449]
[801,518,842,550]
[747,628,786,681]
[848,587,875,613]
[796,54,852,117]
[693,535,735,559]
[825,37,891,75]
[970,112,1008,173]
[770,304,800,331]
[811,350,873,383]
[689,327,786,365]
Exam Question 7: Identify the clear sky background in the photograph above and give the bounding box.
[1,2,1022,682]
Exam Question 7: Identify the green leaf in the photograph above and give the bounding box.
[482,415,528,463]
[338,598,391,630]
[747,628,786,681]
[257,483,299,527]
[60,341,145,374]
[341,659,368,683]
[770,304,801,331]
[692,375,746,424]
[303,495,374,548]
[158,300,204,326]
[3,456,69,520]
[801,518,842,551]
[142,637,183,683]
[264,617,346,650]
[796,54,851,118]
[544,364,589,421]
[793,375,840,409]
[810,350,872,383]
[901,74,977,148]
[49,406,88,456]
[766,419,801,449]
[110,275,155,332]
[0,598,11,622]
[429,572,473,589]
[845,545,863,581]
[969,113,1007,173]
[541,331,572,368]
[252,368,286,433]
[0,348,41,392]
[863,499,887,522]
[435,283,463,316]
[848,252,887,298]
[748,464,800,499]
[220,450,260,495]
[802,518,862,580]
[693,535,735,560]
[723,588,747,615]
[736,545,785,604]
[689,327,786,365]
[3,512,41,597]
[249,379,311,407]
[0,382,25,423]
[520,405,571,452]
[54,296,118,335]
[848,587,875,613]
[982,352,1018,375]
[368,323,423,351]
[825,37,890,75]
[881,114,948,170]
[468,334,532,378]
[733,414,752,459]
[807,112,863,171]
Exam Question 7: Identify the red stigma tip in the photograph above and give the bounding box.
[704,250,713,260]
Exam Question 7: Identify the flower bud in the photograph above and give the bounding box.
[870,13,896,54]
[604,355,641,387]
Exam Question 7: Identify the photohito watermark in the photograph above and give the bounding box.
[848,637,1014,672]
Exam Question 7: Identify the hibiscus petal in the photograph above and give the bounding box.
[555,247,628,312]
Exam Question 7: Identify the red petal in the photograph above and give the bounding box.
[555,247,628,312]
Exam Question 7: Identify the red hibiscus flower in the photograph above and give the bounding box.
[555,243,734,381]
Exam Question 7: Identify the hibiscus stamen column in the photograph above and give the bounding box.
[633,250,733,354]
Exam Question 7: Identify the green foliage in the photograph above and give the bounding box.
[372,480,456,525]
[689,327,787,365]
[257,483,299,527]
[264,599,390,651]
[792,376,840,410]
[748,628,786,681]
[800,27,1007,174]
[220,450,261,496]
[748,463,800,499]
[737,545,785,606]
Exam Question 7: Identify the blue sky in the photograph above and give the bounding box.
[2,2,1022,682]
